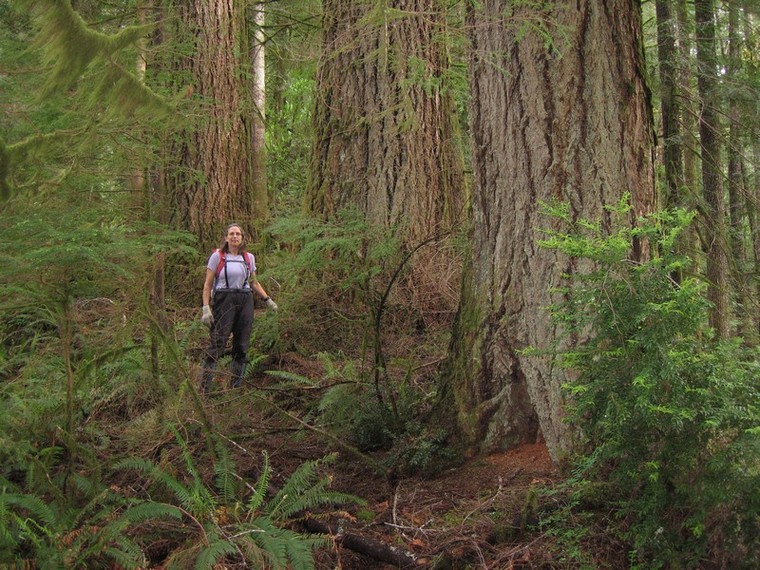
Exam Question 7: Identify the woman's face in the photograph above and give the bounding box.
[225,226,244,249]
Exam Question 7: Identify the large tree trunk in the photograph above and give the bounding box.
[695,0,730,339]
[169,0,255,250]
[307,0,466,246]
[440,0,656,463]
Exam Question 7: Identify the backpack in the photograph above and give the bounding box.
[214,249,253,288]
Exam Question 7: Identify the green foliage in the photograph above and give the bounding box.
[11,0,167,115]
[316,355,458,476]
[118,429,359,569]
[540,203,760,568]
[266,208,401,353]
[0,204,198,566]
[267,74,315,208]
[3,0,177,200]
[0,474,184,568]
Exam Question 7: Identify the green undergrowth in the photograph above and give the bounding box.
[536,199,760,569]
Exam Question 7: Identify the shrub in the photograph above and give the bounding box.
[540,202,760,568]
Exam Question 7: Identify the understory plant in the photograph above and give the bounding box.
[268,211,461,475]
[539,201,760,569]
[0,431,358,569]
[117,428,360,569]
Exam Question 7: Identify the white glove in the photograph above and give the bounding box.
[265,297,278,311]
[201,304,214,327]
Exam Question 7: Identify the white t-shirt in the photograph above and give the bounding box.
[206,250,255,290]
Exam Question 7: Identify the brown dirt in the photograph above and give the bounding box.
[320,443,560,569]
[207,366,564,570]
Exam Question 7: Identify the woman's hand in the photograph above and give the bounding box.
[201,304,214,327]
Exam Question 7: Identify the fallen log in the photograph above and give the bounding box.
[303,517,420,568]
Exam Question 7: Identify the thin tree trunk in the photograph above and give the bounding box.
[727,2,754,341]
[441,0,656,462]
[675,0,700,207]
[695,0,730,339]
[135,0,167,380]
[752,142,760,336]
[251,2,268,229]
[656,0,683,209]
[745,10,760,337]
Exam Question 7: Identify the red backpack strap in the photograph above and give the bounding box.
[214,249,226,278]
[244,252,253,274]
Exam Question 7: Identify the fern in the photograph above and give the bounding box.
[116,501,183,525]
[249,518,293,569]
[245,518,323,570]
[0,489,57,528]
[103,537,147,569]
[246,451,272,513]
[266,454,364,521]
[214,446,239,509]
[116,456,215,520]
[264,369,319,387]
[195,533,238,570]
[117,430,361,569]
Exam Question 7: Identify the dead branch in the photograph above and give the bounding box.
[303,517,421,569]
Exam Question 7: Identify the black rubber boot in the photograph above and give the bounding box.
[230,359,246,388]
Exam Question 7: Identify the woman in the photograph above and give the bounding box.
[200,223,277,393]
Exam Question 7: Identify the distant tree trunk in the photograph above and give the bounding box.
[726,2,753,341]
[656,0,683,209]
[250,2,268,229]
[135,0,166,379]
[695,0,730,339]
[308,0,466,246]
[440,0,656,462]
[745,11,760,337]
[752,141,760,336]
[169,0,255,250]
[675,0,699,204]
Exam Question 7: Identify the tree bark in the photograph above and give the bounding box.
[441,0,656,462]
[250,2,268,229]
[695,0,730,339]
[656,0,683,209]
[302,518,419,568]
[675,0,700,201]
[726,1,754,341]
[744,10,760,337]
[169,0,256,250]
[308,0,466,246]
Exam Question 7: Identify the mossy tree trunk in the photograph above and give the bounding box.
[169,0,256,250]
[307,0,466,247]
[695,0,730,339]
[440,0,656,463]
[656,0,683,209]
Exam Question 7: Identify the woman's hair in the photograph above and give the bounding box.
[218,223,248,254]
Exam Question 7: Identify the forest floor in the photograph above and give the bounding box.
[194,349,624,570]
